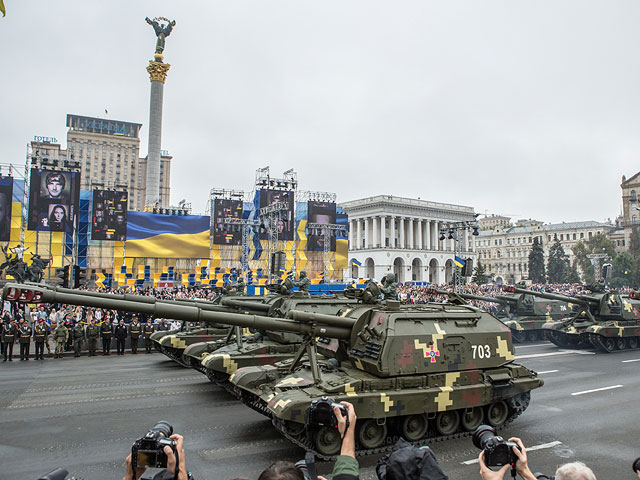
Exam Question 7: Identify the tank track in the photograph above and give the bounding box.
[545,330,588,349]
[509,328,546,343]
[161,347,190,367]
[588,333,640,353]
[268,392,531,461]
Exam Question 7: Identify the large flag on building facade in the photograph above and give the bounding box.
[125,211,210,259]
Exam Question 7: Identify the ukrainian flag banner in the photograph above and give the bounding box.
[126,212,211,259]
[454,256,465,268]
[351,258,362,267]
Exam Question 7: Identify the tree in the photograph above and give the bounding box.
[572,233,617,283]
[528,237,546,283]
[610,252,635,288]
[565,262,581,284]
[629,226,640,260]
[471,261,488,285]
[547,240,570,283]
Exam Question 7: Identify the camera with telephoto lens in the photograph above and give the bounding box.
[305,396,349,430]
[633,457,640,473]
[472,424,521,467]
[131,421,178,470]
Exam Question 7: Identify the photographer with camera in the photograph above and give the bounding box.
[257,400,358,480]
[478,436,534,480]
[123,422,189,480]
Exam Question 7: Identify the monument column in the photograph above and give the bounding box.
[145,16,175,208]
[372,216,378,248]
[390,217,396,248]
[380,216,386,248]
[356,219,362,250]
[399,218,405,249]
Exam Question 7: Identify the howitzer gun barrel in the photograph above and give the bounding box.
[431,288,504,305]
[287,310,357,328]
[507,287,589,305]
[220,297,271,312]
[3,285,352,340]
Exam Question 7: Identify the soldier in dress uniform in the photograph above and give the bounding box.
[114,319,127,355]
[72,321,85,357]
[18,319,33,360]
[2,317,17,361]
[143,318,155,354]
[129,316,141,354]
[33,318,48,360]
[53,320,68,358]
[101,318,113,355]
[86,318,100,356]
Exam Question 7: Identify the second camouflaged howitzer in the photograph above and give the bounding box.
[4,284,543,458]
[504,285,640,352]
[430,288,571,342]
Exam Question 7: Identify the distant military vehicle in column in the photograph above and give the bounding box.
[429,288,571,342]
[505,285,640,352]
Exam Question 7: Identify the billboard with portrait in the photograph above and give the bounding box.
[259,189,294,241]
[92,190,128,241]
[307,201,337,252]
[0,177,13,242]
[212,199,244,246]
[27,169,81,232]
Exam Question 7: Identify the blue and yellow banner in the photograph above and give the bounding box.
[454,256,465,268]
[126,212,210,259]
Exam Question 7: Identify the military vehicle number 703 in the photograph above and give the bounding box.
[472,344,492,359]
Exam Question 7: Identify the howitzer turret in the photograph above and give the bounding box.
[503,285,640,352]
[430,287,571,343]
[4,284,543,457]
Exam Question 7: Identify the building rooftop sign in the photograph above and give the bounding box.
[66,114,142,139]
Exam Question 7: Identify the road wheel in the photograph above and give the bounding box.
[486,401,509,427]
[314,426,342,456]
[527,331,539,342]
[357,419,388,449]
[616,337,627,351]
[435,410,460,435]
[511,330,526,343]
[400,414,428,441]
[602,337,616,352]
[461,407,484,431]
[628,337,639,349]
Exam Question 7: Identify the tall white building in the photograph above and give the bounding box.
[339,195,477,284]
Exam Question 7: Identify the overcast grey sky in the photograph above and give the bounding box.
[1,1,638,223]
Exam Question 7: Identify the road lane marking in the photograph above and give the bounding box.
[538,370,559,374]
[461,441,562,464]
[571,385,623,396]
[621,359,640,363]
[515,350,595,360]
[515,344,550,349]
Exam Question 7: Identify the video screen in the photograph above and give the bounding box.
[212,199,244,246]
[259,189,294,241]
[307,201,337,251]
[0,177,13,242]
[27,169,80,232]
[92,190,128,241]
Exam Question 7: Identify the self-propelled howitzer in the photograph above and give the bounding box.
[4,284,543,458]
[430,288,571,342]
[229,301,542,459]
[504,285,640,352]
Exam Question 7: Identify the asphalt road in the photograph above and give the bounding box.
[0,343,638,480]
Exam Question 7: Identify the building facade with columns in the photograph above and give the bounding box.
[339,195,478,284]
[475,218,614,283]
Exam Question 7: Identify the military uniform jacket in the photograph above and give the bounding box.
[19,325,32,343]
[86,325,100,339]
[142,324,155,338]
[100,323,113,338]
[129,322,141,339]
[2,324,17,343]
[34,324,48,342]
[53,326,68,342]
[72,325,85,340]
[114,325,128,339]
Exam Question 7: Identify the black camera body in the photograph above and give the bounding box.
[131,421,177,470]
[305,396,348,429]
[472,425,521,467]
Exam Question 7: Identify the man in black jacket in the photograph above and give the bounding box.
[114,319,127,355]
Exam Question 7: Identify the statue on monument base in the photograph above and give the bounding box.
[145,16,176,59]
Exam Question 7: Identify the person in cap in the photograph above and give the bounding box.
[53,320,68,359]
[33,318,48,360]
